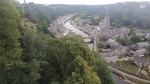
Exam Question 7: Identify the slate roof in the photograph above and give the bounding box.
[109,41,119,47]
[107,51,121,57]
[133,56,150,65]
[137,42,149,47]
[136,49,147,53]
[101,49,113,53]
[140,70,148,76]
[100,50,121,57]
[100,53,108,57]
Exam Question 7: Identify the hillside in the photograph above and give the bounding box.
[0,0,114,84]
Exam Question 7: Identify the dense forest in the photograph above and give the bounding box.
[0,0,114,84]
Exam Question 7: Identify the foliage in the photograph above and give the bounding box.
[39,36,96,83]
[97,43,105,49]
[117,61,139,74]
[94,53,114,84]
[117,38,131,46]
[105,44,111,49]
[0,0,22,68]
[0,0,23,83]
[65,56,101,84]
[37,36,113,84]
[130,35,142,44]
[0,1,115,84]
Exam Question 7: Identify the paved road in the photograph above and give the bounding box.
[111,73,131,84]
[109,66,150,83]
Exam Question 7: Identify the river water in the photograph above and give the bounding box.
[64,20,93,50]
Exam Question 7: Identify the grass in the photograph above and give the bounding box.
[117,60,139,74]
[126,76,150,84]
[146,56,150,61]
[110,68,150,84]
[123,64,139,74]
[118,55,127,59]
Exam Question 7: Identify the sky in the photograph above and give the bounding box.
[17,0,150,5]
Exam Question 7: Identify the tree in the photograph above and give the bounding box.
[105,44,111,49]
[65,56,101,84]
[38,36,114,84]
[117,38,131,46]
[39,36,98,83]
[130,35,142,44]
[0,0,24,83]
[20,28,48,84]
[94,57,114,84]
[21,28,39,84]
[0,0,22,68]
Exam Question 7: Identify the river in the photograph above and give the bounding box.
[64,20,93,50]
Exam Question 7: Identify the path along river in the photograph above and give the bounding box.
[63,20,93,50]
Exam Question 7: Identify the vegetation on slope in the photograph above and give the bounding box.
[0,0,114,84]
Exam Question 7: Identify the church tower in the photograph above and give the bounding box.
[99,8,110,30]
[24,0,26,4]
[104,8,110,29]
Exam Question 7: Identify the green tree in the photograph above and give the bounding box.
[105,44,111,49]
[20,28,48,84]
[39,36,114,84]
[0,0,22,69]
[130,35,142,44]
[20,28,40,84]
[65,56,101,84]
[39,36,97,83]
[94,54,114,84]
[117,38,131,46]
[0,0,23,83]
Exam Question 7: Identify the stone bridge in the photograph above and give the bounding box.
[82,36,97,51]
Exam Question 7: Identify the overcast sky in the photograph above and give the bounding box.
[17,0,150,5]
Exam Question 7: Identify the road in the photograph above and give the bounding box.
[109,66,150,83]
[111,73,131,84]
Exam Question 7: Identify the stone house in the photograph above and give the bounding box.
[132,42,149,49]
[134,30,145,36]
[116,45,128,54]
[101,50,121,62]
[135,49,147,57]
[128,51,135,56]
[145,33,150,38]
[108,41,119,48]
[105,56,119,62]
[140,70,148,77]
[133,56,150,67]
[105,50,122,62]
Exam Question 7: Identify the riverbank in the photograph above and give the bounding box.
[64,20,93,50]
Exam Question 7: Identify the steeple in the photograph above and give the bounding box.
[99,7,111,30]
[140,0,146,9]
[24,0,26,3]
[106,7,109,17]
